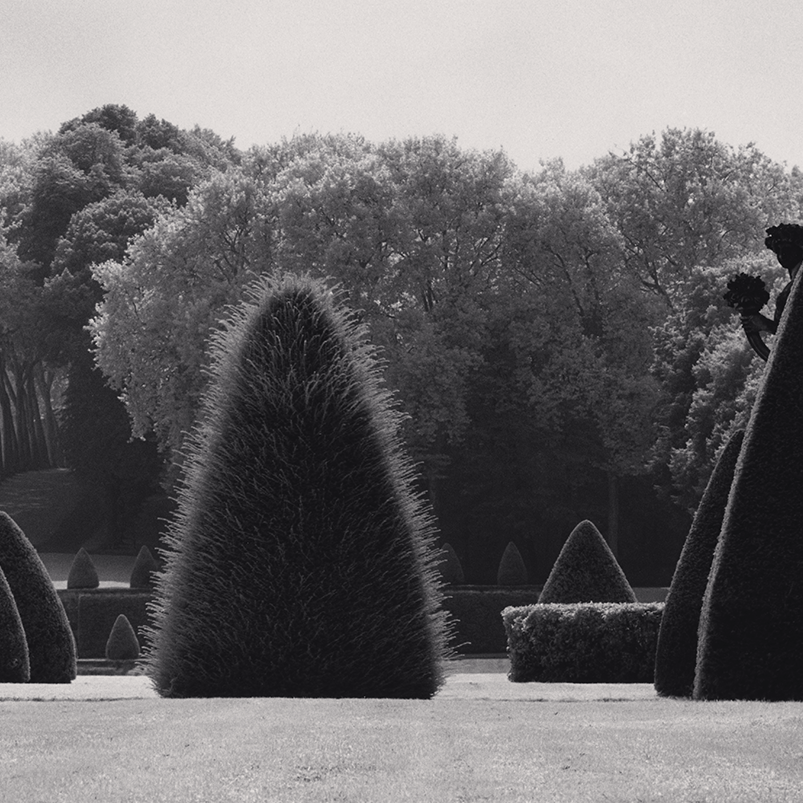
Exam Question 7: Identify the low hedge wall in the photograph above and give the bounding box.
[443,587,542,654]
[503,602,664,682]
[57,589,151,659]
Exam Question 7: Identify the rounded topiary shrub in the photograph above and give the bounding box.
[696,268,803,701]
[538,520,635,604]
[439,543,465,585]
[0,513,76,682]
[497,541,528,586]
[105,614,140,660]
[129,545,159,589]
[654,429,744,698]
[146,275,451,698]
[0,565,29,683]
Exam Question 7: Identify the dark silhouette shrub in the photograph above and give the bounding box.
[497,541,528,585]
[105,614,140,660]
[0,566,29,682]
[654,430,744,698]
[439,543,465,585]
[538,520,635,604]
[67,547,99,589]
[146,275,451,698]
[696,270,803,701]
[129,545,159,589]
[0,513,76,682]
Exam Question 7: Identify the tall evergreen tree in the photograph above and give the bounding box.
[146,275,451,698]
[654,429,744,697]
[695,268,803,701]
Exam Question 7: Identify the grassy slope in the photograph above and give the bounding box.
[1,697,801,802]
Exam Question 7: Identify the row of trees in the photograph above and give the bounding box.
[1,105,800,580]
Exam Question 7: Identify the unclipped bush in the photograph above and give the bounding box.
[129,545,159,589]
[439,543,465,585]
[696,270,803,701]
[504,602,663,682]
[538,520,635,604]
[654,430,744,698]
[0,565,29,683]
[146,275,451,698]
[105,614,140,660]
[67,547,99,589]
[0,513,76,682]
[497,542,528,586]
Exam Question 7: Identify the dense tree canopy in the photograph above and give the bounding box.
[3,109,802,578]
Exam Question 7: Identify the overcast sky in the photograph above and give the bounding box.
[1,0,801,171]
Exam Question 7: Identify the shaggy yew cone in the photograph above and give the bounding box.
[146,276,450,698]
[695,269,803,701]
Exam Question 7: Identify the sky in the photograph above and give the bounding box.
[1,0,802,172]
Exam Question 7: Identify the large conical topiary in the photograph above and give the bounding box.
[654,429,744,698]
[0,565,29,683]
[538,520,636,604]
[695,269,803,701]
[146,275,451,698]
[497,541,528,585]
[0,513,76,682]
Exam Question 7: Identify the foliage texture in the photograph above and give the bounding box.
[695,268,803,701]
[0,565,29,682]
[0,513,76,682]
[146,275,451,698]
[538,520,635,603]
[654,429,744,698]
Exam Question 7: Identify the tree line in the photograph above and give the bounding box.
[1,104,800,581]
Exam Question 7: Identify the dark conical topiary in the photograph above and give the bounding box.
[146,275,451,698]
[439,543,465,585]
[67,547,99,589]
[105,614,140,660]
[0,512,76,682]
[129,545,159,589]
[538,520,636,604]
[654,429,744,698]
[695,269,803,701]
[497,541,528,585]
[0,565,29,683]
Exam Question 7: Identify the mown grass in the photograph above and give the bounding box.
[2,696,802,802]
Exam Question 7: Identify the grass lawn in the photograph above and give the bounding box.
[1,689,801,802]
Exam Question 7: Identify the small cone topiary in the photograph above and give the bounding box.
[146,274,451,698]
[695,266,803,701]
[67,547,99,589]
[0,512,76,682]
[539,520,636,603]
[129,545,159,589]
[497,541,528,585]
[0,565,29,683]
[439,543,465,585]
[105,614,140,660]
[654,429,744,698]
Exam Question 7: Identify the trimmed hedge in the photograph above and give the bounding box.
[497,542,528,586]
[696,267,803,701]
[504,602,663,683]
[539,520,636,604]
[443,587,542,653]
[654,429,744,698]
[0,513,76,682]
[147,275,451,698]
[0,565,29,682]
